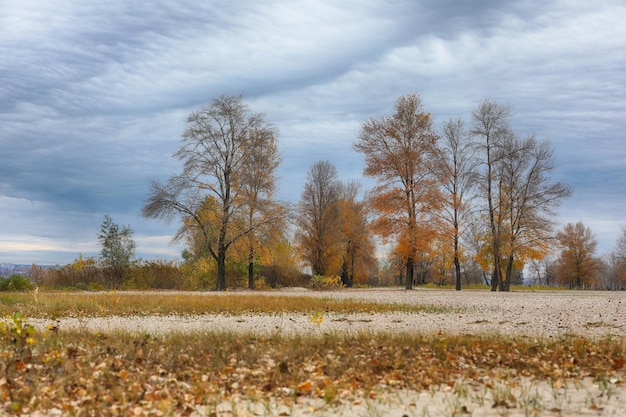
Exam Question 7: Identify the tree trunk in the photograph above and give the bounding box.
[340,257,354,288]
[491,270,498,291]
[349,252,356,288]
[454,256,462,291]
[248,247,255,290]
[405,257,414,290]
[503,255,514,292]
[216,247,227,291]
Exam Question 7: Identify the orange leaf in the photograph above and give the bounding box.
[298,380,312,394]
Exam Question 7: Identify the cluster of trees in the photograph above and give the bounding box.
[23,93,597,292]
[136,93,585,292]
[351,94,573,291]
[529,223,626,290]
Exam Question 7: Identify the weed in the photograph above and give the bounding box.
[310,311,324,327]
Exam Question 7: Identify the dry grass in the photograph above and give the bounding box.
[1,291,625,416]
[0,291,456,318]
[1,320,624,416]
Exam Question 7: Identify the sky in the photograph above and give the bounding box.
[1,0,625,265]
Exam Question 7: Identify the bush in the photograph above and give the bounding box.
[124,259,186,290]
[253,276,272,290]
[308,275,344,290]
[0,275,34,292]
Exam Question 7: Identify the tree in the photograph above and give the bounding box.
[611,226,626,289]
[295,160,343,277]
[98,214,135,288]
[354,93,441,289]
[555,222,600,288]
[471,99,513,291]
[336,181,377,287]
[439,117,477,290]
[496,134,572,290]
[239,127,285,289]
[470,99,571,291]
[142,95,286,291]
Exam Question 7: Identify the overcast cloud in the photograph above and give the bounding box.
[1,0,625,265]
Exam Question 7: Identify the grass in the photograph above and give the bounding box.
[0,290,457,318]
[1,290,625,415]
[1,322,624,416]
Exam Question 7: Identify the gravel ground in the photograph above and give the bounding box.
[33,288,626,338]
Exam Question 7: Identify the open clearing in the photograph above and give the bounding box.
[31,288,626,339]
[6,288,626,416]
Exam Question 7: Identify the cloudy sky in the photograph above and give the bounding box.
[1,0,625,265]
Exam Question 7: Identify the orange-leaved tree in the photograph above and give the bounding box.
[555,222,600,288]
[354,93,442,289]
[336,181,377,287]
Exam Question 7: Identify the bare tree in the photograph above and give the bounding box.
[470,100,570,291]
[239,128,286,289]
[295,160,343,276]
[142,95,285,291]
[471,99,513,291]
[616,226,626,261]
[439,118,477,290]
[612,226,626,288]
[491,133,572,290]
[354,93,441,289]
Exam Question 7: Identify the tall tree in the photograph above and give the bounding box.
[471,99,513,291]
[354,93,441,289]
[239,128,285,289]
[555,222,599,288]
[496,134,571,290]
[295,160,343,276]
[142,95,285,291]
[439,117,477,290]
[98,214,135,288]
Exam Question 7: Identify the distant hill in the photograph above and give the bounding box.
[0,263,35,277]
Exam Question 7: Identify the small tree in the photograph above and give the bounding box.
[555,222,599,289]
[98,214,135,288]
[295,160,343,277]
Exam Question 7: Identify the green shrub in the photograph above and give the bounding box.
[308,275,344,290]
[0,274,34,292]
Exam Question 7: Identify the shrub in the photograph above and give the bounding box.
[308,275,344,290]
[124,259,186,289]
[253,276,272,291]
[0,274,34,292]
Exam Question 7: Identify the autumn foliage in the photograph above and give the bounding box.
[354,94,442,289]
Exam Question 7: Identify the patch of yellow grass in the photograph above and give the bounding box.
[0,291,456,318]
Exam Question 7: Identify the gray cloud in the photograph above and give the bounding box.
[1,0,625,263]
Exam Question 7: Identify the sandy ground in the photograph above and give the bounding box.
[30,289,626,416]
[33,288,626,339]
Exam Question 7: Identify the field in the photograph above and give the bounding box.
[1,288,625,416]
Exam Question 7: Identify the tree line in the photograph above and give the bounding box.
[25,94,626,291]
